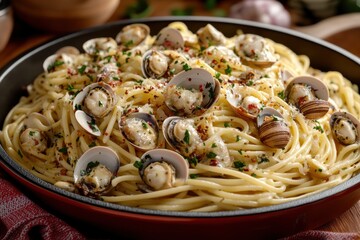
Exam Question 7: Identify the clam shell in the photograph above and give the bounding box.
[82,37,117,56]
[43,53,74,73]
[226,85,263,121]
[139,149,189,183]
[330,111,360,145]
[73,82,116,136]
[73,82,117,118]
[285,75,329,102]
[56,46,80,55]
[285,75,330,119]
[115,23,150,47]
[165,68,220,116]
[196,24,226,48]
[235,34,277,68]
[141,50,169,78]
[73,146,120,184]
[120,112,159,151]
[155,27,184,49]
[257,107,290,148]
[299,99,330,119]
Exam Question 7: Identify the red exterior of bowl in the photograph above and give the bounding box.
[1,17,360,240]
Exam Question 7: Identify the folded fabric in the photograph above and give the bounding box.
[282,230,360,240]
[0,175,85,240]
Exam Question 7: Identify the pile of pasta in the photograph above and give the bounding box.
[1,22,359,212]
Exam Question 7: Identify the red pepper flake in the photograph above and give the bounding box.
[60,168,67,175]
[199,84,204,92]
[210,159,218,166]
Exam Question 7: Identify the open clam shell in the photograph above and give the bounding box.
[141,50,169,79]
[73,146,120,197]
[73,82,117,136]
[115,23,150,48]
[257,107,291,148]
[235,34,277,68]
[164,68,220,117]
[82,37,117,57]
[330,111,360,145]
[162,116,203,157]
[139,149,189,191]
[43,53,74,73]
[154,27,184,50]
[120,112,159,151]
[226,85,263,121]
[196,24,226,48]
[285,76,330,119]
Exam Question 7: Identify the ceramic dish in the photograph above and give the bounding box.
[0,17,359,239]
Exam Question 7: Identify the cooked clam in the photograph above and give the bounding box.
[20,113,51,156]
[202,46,242,72]
[196,24,226,48]
[96,63,120,82]
[43,53,74,73]
[202,135,231,168]
[82,37,117,57]
[257,107,291,148]
[138,149,189,191]
[120,112,159,151]
[226,85,263,120]
[154,27,184,50]
[141,50,169,78]
[20,128,48,156]
[73,82,117,136]
[285,76,330,119]
[164,68,220,117]
[235,34,277,68]
[116,23,150,48]
[74,146,120,197]
[330,111,360,145]
[162,116,203,157]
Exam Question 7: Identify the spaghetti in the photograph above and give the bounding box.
[1,22,359,212]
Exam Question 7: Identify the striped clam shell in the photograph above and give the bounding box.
[257,107,291,149]
[259,120,291,149]
[299,99,330,119]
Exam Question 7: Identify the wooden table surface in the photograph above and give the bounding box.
[0,0,359,236]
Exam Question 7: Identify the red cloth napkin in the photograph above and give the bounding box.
[1,171,359,240]
[0,174,85,240]
[282,230,360,240]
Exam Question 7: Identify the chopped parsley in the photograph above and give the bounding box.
[234,161,246,171]
[258,155,269,164]
[225,65,232,75]
[67,84,75,92]
[277,90,285,100]
[190,174,199,179]
[78,65,87,75]
[182,63,192,71]
[236,135,241,142]
[58,147,68,153]
[142,122,148,129]
[133,160,143,169]
[124,40,134,48]
[224,122,231,128]
[81,161,100,176]
[183,129,190,145]
[47,60,64,72]
[211,143,217,148]
[187,156,199,166]
[206,152,217,159]
[246,80,254,86]
[313,120,324,133]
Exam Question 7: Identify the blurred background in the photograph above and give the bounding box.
[0,0,360,66]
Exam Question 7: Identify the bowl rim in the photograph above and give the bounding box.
[0,16,359,218]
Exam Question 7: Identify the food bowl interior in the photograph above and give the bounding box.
[0,17,360,238]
